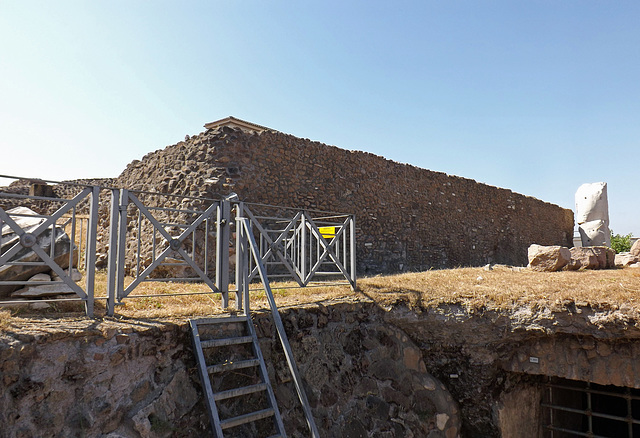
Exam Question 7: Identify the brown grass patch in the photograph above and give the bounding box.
[1,267,639,326]
[359,266,640,312]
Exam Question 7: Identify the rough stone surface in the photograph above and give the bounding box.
[5,300,640,437]
[0,303,461,438]
[27,127,573,274]
[615,252,639,268]
[568,246,615,270]
[529,244,616,271]
[631,240,640,257]
[527,244,571,271]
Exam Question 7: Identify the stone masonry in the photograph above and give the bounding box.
[109,125,574,273]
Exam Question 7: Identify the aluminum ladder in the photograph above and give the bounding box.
[190,315,287,438]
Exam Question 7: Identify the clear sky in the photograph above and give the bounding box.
[1,1,638,236]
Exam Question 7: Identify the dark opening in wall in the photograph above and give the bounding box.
[542,377,640,437]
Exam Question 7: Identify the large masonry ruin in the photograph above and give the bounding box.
[111,123,573,273]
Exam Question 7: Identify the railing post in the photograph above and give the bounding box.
[301,212,307,283]
[234,202,244,311]
[216,199,231,308]
[350,214,357,290]
[83,186,100,317]
[116,189,129,302]
[106,188,120,316]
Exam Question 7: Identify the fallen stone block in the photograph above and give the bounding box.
[528,244,571,272]
[27,273,52,282]
[52,268,82,282]
[615,253,639,268]
[11,283,76,298]
[569,247,615,270]
[631,240,640,257]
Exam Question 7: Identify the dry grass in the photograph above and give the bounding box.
[1,267,639,327]
[360,266,640,312]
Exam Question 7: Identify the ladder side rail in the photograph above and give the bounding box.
[244,317,288,437]
[239,218,320,438]
[190,320,225,438]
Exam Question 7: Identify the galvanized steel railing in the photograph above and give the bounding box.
[0,176,356,317]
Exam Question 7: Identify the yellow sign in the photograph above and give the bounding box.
[318,226,336,239]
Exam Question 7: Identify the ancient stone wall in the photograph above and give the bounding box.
[113,126,574,273]
[3,300,640,437]
[0,302,460,438]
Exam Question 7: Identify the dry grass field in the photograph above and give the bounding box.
[1,266,639,329]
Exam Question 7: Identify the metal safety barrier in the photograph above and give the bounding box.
[0,176,356,317]
[0,180,99,316]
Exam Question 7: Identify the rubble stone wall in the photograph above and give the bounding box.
[4,301,640,437]
[0,303,460,438]
[113,127,574,273]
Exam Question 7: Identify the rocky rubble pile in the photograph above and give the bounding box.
[527,243,639,271]
[615,239,640,268]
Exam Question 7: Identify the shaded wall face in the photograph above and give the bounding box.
[115,128,574,273]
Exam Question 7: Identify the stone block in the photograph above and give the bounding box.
[527,244,571,271]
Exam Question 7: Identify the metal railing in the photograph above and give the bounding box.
[0,176,356,317]
[0,181,99,315]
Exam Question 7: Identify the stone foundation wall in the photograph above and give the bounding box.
[111,127,574,273]
[0,302,460,438]
[3,301,640,437]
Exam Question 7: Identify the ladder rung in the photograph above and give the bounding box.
[201,336,253,349]
[213,383,268,401]
[194,315,248,325]
[208,359,259,374]
[220,408,275,429]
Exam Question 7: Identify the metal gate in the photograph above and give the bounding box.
[105,189,231,315]
[0,182,99,315]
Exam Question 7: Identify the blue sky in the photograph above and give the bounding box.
[1,1,638,235]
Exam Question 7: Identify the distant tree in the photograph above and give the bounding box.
[610,230,633,253]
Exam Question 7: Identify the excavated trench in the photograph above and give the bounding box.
[2,299,640,438]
